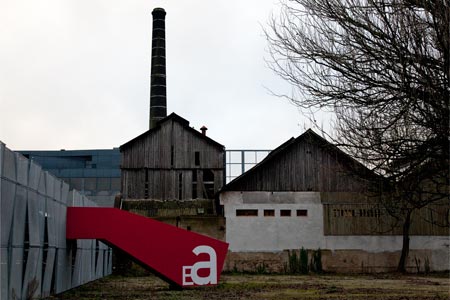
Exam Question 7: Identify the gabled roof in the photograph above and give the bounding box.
[222,128,377,191]
[120,112,224,150]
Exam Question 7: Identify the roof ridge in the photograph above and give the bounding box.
[120,112,224,150]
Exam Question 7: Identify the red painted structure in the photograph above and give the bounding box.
[66,207,228,287]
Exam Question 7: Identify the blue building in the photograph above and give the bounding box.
[19,149,121,207]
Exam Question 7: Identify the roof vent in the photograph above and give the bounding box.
[200,126,208,136]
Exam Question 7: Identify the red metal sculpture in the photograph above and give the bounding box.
[66,207,228,287]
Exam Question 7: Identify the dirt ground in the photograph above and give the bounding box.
[49,273,449,300]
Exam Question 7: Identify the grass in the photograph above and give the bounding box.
[47,273,449,300]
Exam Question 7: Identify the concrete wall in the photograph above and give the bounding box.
[220,191,449,272]
[221,191,323,251]
[224,249,448,273]
[155,216,225,241]
[0,142,112,299]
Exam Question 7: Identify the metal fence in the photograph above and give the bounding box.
[0,142,112,300]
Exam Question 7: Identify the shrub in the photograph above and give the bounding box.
[300,247,309,274]
[288,250,299,274]
[311,248,323,273]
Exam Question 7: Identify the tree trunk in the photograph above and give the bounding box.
[397,210,412,273]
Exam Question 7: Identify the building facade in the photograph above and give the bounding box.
[120,113,225,202]
[19,149,121,207]
[118,112,226,243]
[220,129,449,272]
[1,143,112,300]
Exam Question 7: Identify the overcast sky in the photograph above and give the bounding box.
[0,0,332,151]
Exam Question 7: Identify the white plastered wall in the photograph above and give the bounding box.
[220,191,324,251]
[220,191,449,270]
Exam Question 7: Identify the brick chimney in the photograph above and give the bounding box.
[149,8,167,129]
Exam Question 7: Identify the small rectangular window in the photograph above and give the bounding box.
[195,151,200,166]
[178,173,183,200]
[296,209,308,217]
[264,209,275,217]
[70,178,83,191]
[236,209,258,217]
[343,209,349,217]
[111,178,121,190]
[98,177,111,190]
[192,170,197,199]
[84,178,97,191]
[192,183,197,199]
[280,209,291,217]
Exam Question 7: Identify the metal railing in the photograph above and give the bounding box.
[225,150,271,183]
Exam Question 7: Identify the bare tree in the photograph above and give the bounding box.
[266,0,449,272]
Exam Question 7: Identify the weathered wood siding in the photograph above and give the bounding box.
[122,169,223,200]
[323,203,449,236]
[121,118,225,201]
[121,120,224,169]
[227,133,369,192]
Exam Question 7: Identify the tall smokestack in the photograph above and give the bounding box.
[149,8,167,129]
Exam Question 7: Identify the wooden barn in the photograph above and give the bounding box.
[120,113,225,202]
[222,129,375,193]
[219,129,449,273]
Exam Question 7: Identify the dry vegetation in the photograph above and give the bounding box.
[48,273,449,300]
